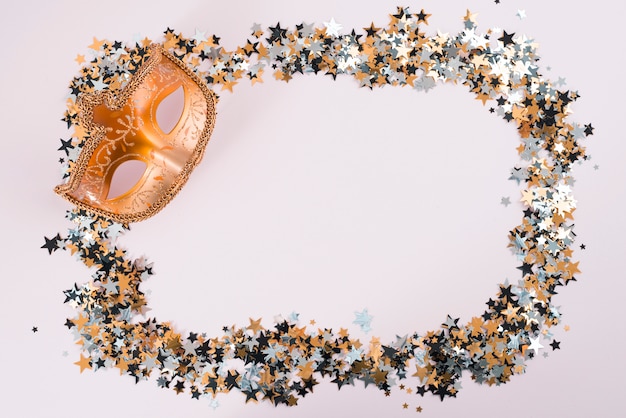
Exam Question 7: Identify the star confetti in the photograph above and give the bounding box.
[353,309,373,333]
[47,6,591,410]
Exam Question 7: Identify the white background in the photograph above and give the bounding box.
[0,0,624,416]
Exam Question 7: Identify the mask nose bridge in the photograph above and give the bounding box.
[144,77,192,174]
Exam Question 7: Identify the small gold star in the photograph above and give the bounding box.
[74,353,92,373]
[248,317,263,333]
[88,37,104,50]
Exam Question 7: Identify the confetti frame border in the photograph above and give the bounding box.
[46,6,591,409]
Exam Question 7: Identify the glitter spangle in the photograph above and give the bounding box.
[49,7,591,408]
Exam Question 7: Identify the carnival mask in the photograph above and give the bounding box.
[55,44,217,223]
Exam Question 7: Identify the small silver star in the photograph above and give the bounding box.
[209,399,220,410]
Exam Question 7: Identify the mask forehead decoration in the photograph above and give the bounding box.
[55,44,217,223]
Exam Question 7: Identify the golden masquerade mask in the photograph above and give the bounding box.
[55,44,217,223]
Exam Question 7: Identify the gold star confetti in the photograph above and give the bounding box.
[88,37,105,50]
[74,353,92,373]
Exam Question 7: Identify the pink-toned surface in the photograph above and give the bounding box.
[0,0,623,416]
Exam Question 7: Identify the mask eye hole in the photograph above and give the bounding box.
[106,159,148,200]
[156,85,185,134]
